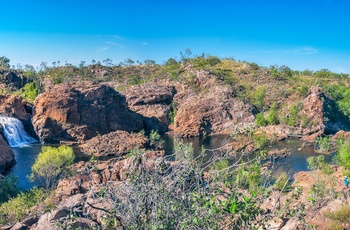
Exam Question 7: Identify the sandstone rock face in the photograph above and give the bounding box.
[301,86,325,136]
[173,89,255,137]
[32,83,144,143]
[124,84,176,132]
[0,70,29,90]
[0,134,15,174]
[80,130,148,157]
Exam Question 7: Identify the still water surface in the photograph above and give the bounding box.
[8,135,333,190]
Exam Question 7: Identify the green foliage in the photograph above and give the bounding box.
[334,140,350,176]
[19,82,38,102]
[281,103,301,126]
[104,142,263,229]
[315,136,332,153]
[323,83,350,121]
[253,131,267,149]
[0,56,10,69]
[209,159,229,181]
[266,102,279,125]
[255,113,267,127]
[168,101,177,124]
[325,205,350,226]
[307,155,333,174]
[0,187,47,225]
[31,145,75,189]
[274,173,291,191]
[149,130,164,148]
[232,161,263,191]
[0,174,20,204]
[296,85,309,98]
[206,55,221,66]
[250,86,266,110]
[173,141,194,161]
[164,58,178,66]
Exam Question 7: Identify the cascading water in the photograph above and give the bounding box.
[0,116,37,147]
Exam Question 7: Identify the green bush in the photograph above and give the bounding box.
[274,173,291,191]
[0,187,47,225]
[255,113,267,127]
[0,174,20,204]
[149,130,164,148]
[315,136,332,153]
[19,82,38,102]
[325,205,350,225]
[253,131,267,149]
[287,104,300,126]
[31,145,75,189]
[266,103,279,125]
[250,86,266,110]
[334,140,350,176]
[168,101,178,124]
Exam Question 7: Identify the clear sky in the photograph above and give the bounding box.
[1,0,350,73]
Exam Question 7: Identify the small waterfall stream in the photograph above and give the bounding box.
[0,116,37,147]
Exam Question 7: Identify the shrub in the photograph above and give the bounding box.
[0,174,20,204]
[333,140,350,175]
[253,131,267,149]
[19,82,38,103]
[266,103,279,125]
[315,136,332,153]
[255,113,267,127]
[250,86,266,110]
[149,130,164,149]
[103,142,263,229]
[0,187,47,225]
[168,101,178,124]
[274,173,291,191]
[207,56,221,66]
[31,145,75,189]
[325,205,350,226]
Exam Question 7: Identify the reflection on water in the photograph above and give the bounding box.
[8,144,88,191]
[266,139,333,178]
[163,135,333,178]
[6,135,334,191]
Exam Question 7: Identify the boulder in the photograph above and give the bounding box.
[173,89,254,137]
[124,84,176,132]
[32,83,144,143]
[69,218,98,229]
[0,134,15,174]
[80,130,148,157]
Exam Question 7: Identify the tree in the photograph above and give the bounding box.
[31,145,75,189]
[165,58,178,66]
[144,59,156,66]
[334,140,350,175]
[0,56,10,69]
[255,113,267,127]
[266,102,279,125]
[103,58,113,66]
[124,58,134,66]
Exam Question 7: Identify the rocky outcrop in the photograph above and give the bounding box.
[124,84,176,132]
[173,89,255,137]
[0,134,15,174]
[32,83,144,143]
[0,95,36,137]
[79,130,148,157]
[0,70,30,90]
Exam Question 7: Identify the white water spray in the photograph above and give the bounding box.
[0,116,37,147]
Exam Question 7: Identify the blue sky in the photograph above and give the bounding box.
[1,0,350,73]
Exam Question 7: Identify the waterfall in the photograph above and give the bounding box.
[0,116,37,147]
